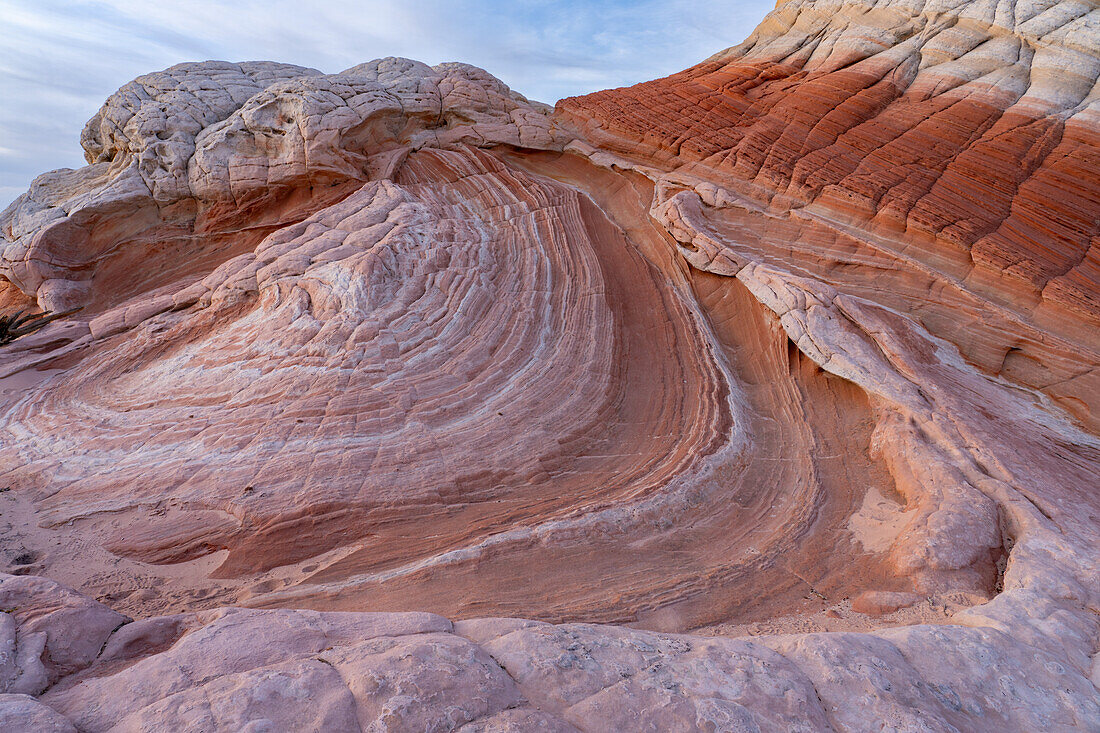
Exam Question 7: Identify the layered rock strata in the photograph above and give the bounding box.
[560,0,1100,428]
[1,0,1099,729]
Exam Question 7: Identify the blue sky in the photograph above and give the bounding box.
[0,0,773,209]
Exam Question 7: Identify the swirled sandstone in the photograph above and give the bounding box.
[1,0,1099,729]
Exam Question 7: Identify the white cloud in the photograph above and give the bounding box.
[0,0,773,210]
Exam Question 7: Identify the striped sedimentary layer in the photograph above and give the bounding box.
[1,0,1099,728]
[559,0,1100,427]
[0,135,900,628]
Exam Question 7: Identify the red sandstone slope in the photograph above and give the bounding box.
[0,1,1099,730]
[559,0,1100,427]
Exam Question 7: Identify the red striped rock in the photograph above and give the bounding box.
[558,0,1100,427]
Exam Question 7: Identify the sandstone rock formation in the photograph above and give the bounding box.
[559,0,1100,427]
[1,0,1098,729]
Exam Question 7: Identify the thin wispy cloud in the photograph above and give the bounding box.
[0,0,772,209]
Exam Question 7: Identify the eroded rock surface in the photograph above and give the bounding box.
[1,0,1098,729]
[560,0,1100,428]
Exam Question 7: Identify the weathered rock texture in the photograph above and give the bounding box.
[1,0,1098,729]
